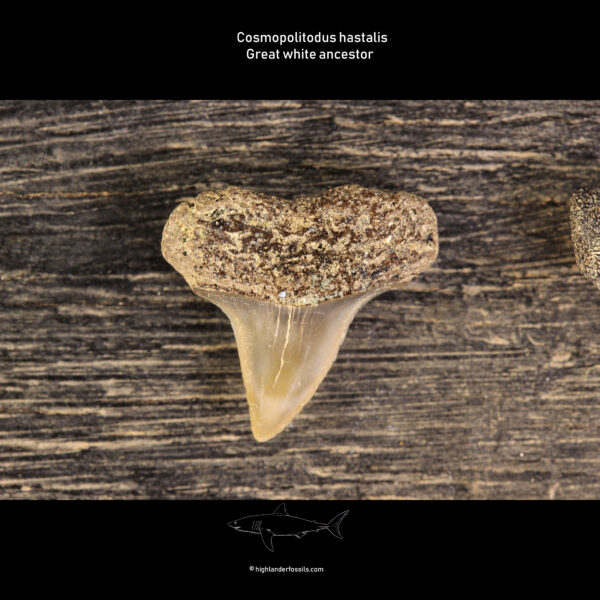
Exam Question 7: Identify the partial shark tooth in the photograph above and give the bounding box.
[570,184,600,291]
[161,185,439,442]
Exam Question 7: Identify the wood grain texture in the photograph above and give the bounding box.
[2,99,600,499]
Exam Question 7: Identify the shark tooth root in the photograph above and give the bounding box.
[570,184,600,291]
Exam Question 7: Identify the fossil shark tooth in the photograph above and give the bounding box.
[161,185,439,442]
[570,184,600,291]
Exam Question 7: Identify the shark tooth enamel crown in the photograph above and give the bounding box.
[162,185,439,442]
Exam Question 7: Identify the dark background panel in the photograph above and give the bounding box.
[3,500,591,586]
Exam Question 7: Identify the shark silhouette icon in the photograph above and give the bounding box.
[227,503,349,552]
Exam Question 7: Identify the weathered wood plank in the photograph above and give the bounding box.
[1,100,600,499]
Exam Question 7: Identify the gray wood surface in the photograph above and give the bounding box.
[1,100,600,499]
